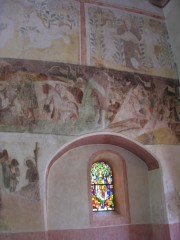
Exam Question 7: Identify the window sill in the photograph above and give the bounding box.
[91,211,130,227]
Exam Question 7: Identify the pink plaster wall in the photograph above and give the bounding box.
[169,223,180,240]
[48,225,152,240]
[0,223,179,240]
[0,231,46,240]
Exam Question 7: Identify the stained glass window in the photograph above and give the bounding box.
[91,161,114,212]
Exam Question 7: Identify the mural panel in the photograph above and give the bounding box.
[0,143,43,230]
[85,3,177,79]
[0,58,180,144]
[0,0,80,63]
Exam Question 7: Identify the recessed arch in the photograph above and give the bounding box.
[46,132,159,181]
[45,132,160,230]
[45,132,159,216]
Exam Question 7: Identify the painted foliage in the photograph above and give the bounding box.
[0,0,80,63]
[85,4,177,79]
[0,58,180,144]
[0,0,177,79]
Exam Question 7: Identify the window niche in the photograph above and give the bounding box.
[87,150,130,226]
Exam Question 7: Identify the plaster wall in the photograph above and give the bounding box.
[148,169,168,224]
[147,145,180,224]
[0,126,179,239]
[47,144,159,229]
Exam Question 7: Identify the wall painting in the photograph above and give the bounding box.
[0,0,80,64]
[85,3,177,79]
[0,142,43,231]
[0,58,180,145]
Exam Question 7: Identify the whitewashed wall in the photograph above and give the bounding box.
[47,144,166,229]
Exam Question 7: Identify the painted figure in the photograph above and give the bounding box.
[42,83,56,120]
[0,90,10,110]
[20,144,40,201]
[11,96,24,125]
[16,74,38,125]
[0,151,20,192]
[25,159,39,184]
[9,159,20,192]
[42,82,80,123]
[0,87,12,124]
[0,150,11,189]
[87,72,118,126]
[116,17,141,69]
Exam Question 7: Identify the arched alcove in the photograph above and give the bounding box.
[46,132,159,177]
[45,132,164,232]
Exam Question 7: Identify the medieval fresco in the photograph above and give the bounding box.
[85,4,177,79]
[0,0,80,63]
[0,143,42,230]
[0,58,180,145]
[0,0,177,79]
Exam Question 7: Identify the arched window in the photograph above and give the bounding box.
[91,162,114,211]
[88,150,130,226]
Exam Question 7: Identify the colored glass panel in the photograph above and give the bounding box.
[91,162,113,184]
[91,162,114,211]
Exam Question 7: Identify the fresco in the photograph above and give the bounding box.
[85,3,177,79]
[0,0,177,79]
[0,0,80,63]
[0,143,42,230]
[0,58,180,144]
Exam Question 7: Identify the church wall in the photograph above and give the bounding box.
[0,0,180,239]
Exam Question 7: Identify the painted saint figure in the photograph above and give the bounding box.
[0,150,20,192]
[25,159,39,183]
[9,159,20,192]
[0,149,11,189]
[20,158,39,201]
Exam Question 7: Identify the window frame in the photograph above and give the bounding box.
[91,161,115,212]
[87,149,130,226]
